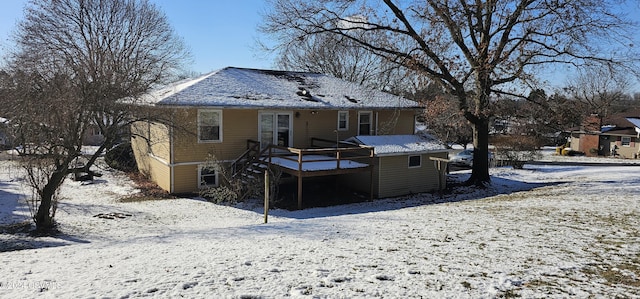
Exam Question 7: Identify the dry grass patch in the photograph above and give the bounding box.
[582,261,640,287]
[119,172,175,202]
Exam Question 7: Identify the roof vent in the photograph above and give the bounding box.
[297,87,319,102]
[345,95,358,103]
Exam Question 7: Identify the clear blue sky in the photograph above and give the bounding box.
[0,1,638,92]
[0,0,274,74]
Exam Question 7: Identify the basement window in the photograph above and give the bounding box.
[199,165,218,188]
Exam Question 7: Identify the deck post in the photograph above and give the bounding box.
[369,148,374,200]
[297,175,303,209]
[297,151,303,209]
[429,157,449,197]
[369,165,374,201]
[264,171,269,223]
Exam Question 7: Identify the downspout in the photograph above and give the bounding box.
[375,112,379,135]
[170,112,175,193]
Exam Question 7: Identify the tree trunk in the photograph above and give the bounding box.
[34,168,68,231]
[83,141,109,172]
[34,193,54,230]
[467,118,491,186]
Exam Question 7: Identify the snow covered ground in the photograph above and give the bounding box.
[0,152,639,298]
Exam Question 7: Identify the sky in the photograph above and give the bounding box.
[0,0,275,74]
[0,1,638,92]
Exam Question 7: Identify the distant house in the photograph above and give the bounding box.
[0,117,9,149]
[569,111,640,158]
[132,67,445,207]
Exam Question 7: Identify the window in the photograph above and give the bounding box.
[622,137,631,147]
[198,110,222,142]
[408,155,421,168]
[199,165,218,188]
[337,111,349,131]
[358,111,373,135]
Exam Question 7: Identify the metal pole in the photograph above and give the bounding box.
[264,171,269,224]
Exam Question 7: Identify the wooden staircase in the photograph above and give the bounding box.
[230,140,270,200]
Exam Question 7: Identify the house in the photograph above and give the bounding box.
[0,117,9,149]
[131,67,445,207]
[569,111,640,158]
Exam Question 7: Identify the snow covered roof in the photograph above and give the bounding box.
[140,67,420,109]
[346,134,447,156]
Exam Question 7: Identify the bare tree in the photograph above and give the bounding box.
[564,66,632,119]
[273,30,413,93]
[260,0,639,186]
[2,0,188,231]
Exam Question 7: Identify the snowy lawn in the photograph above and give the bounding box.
[0,157,639,298]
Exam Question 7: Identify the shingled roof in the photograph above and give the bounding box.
[141,67,420,109]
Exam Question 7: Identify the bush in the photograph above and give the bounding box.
[561,148,585,156]
[493,135,541,169]
[200,185,239,204]
[105,142,137,172]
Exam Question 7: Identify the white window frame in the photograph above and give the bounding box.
[258,111,293,148]
[408,155,422,168]
[198,109,223,143]
[622,136,631,147]
[337,111,349,131]
[358,111,373,136]
[198,165,219,189]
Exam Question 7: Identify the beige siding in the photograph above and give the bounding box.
[147,157,171,192]
[294,109,419,147]
[149,122,171,161]
[131,121,152,177]
[173,108,419,162]
[131,120,171,177]
[570,134,581,151]
[173,108,257,163]
[293,110,340,147]
[377,152,446,198]
[132,106,424,194]
[376,110,418,135]
[341,152,447,199]
[172,164,199,194]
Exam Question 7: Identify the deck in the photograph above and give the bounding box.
[265,141,374,209]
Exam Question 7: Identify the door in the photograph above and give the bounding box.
[259,112,293,148]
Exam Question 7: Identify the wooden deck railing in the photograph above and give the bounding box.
[266,144,374,173]
[230,139,262,177]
